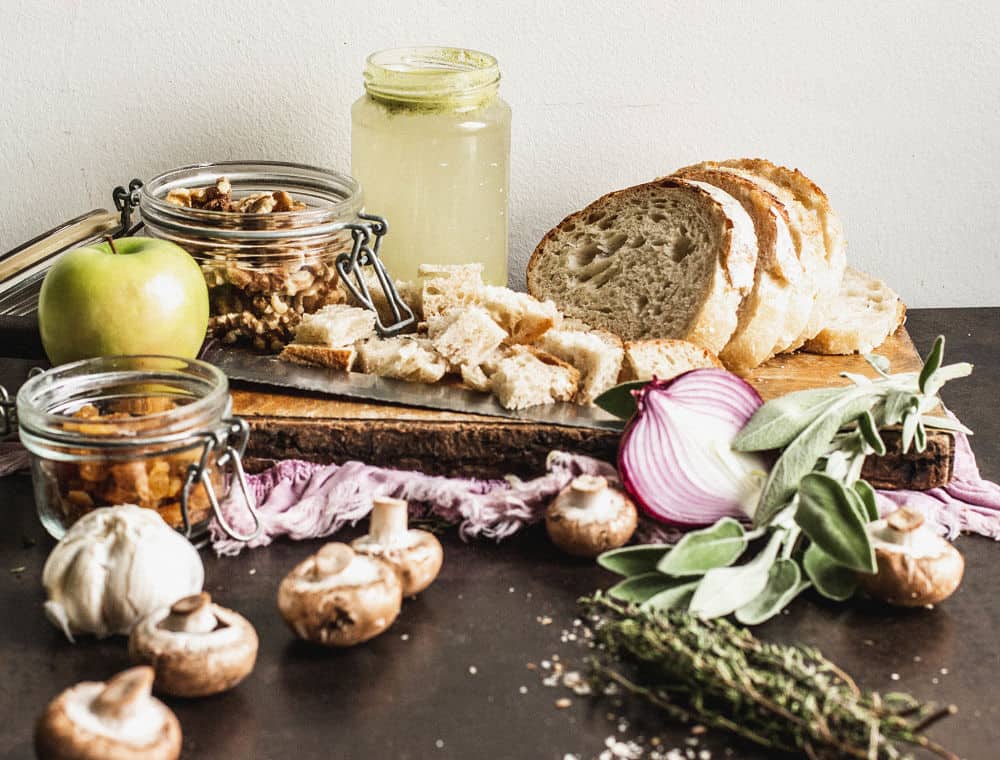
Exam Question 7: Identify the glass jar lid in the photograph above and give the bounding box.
[139,161,364,242]
[17,355,230,451]
[364,47,500,108]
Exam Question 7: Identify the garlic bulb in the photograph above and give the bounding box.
[43,505,204,641]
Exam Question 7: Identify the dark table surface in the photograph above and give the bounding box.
[1,308,998,760]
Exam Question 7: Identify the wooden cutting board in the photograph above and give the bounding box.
[232,325,952,484]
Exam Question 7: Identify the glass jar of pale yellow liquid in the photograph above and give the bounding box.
[351,47,511,285]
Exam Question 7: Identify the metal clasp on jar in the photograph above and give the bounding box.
[182,417,262,542]
[0,385,15,439]
[336,213,416,336]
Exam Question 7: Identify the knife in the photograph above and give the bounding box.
[201,344,625,431]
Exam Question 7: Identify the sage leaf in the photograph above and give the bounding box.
[923,362,973,398]
[598,544,672,576]
[754,390,879,527]
[901,409,919,454]
[735,559,804,625]
[857,411,886,456]
[844,484,871,526]
[840,372,872,386]
[609,573,679,603]
[593,380,648,420]
[689,532,783,619]
[641,581,700,613]
[918,336,945,393]
[656,518,747,577]
[795,473,876,573]
[882,390,918,427]
[864,353,891,377]
[920,415,973,435]
[803,543,858,600]
[852,480,880,522]
[733,387,844,452]
[914,419,927,452]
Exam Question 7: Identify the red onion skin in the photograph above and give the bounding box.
[617,370,764,527]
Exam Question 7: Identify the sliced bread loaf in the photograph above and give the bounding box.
[803,267,905,355]
[716,159,847,347]
[527,178,756,354]
[620,339,722,382]
[672,168,803,369]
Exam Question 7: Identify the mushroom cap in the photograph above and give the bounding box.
[128,594,259,698]
[545,476,638,558]
[34,667,181,760]
[277,543,403,647]
[857,510,965,607]
[352,530,444,596]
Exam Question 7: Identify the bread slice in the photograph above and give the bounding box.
[278,343,357,371]
[480,285,561,344]
[537,328,624,404]
[426,305,507,367]
[620,339,723,382]
[803,268,905,355]
[527,178,757,353]
[294,304,377,346]
[671,168,803,370]
[357,337,447,383]
[491,347,580,410]
[679,162,823,355]
[716,159,847,347]
[419,263,485,320]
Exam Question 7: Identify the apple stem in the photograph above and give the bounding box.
[104,235,119,255]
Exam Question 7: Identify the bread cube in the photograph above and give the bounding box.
[490,347,580,410]
[427,306,507,367]
[294,304,377,347]
[537,328,624,404]
[357,337,447,384]
[480,286,561,344]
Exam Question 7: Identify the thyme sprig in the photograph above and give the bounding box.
[582,595,958,760]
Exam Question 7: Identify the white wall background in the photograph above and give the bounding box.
[1,0,997,307]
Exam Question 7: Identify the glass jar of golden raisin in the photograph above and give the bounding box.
[16,355,260,542]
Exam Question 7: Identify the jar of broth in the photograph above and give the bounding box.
[351,47,511,285]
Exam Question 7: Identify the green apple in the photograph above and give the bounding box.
[38,237,209,365]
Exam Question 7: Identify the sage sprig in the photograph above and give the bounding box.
[601,336,973,624]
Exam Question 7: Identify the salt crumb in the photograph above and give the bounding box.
[541,660,552,670]
[563,755,580,760]
[248,568,257,575]
[509,586,515,593]
[469,666,477,675]
[435,739,444,749]
[932,677,940,684]
[690,725,706,736]
[555,697,572,709]
[698,751,711,760]
[519,686,528,694]
[890,673,900,681]
[863,639,874,647]
[913,655,922,662]
[526,662,537,671]
[940,667,949,675]
[537,615,553,626]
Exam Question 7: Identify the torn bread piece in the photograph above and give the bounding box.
[459,364,492,392]
[278,343,357,371]
[480,285,561,344]
[621,339,723,382]
[358,337,448,383]
[294,304,377,346]
[419,263,485,320]
[427,306,507,367]
[803,267,906,355]
[491,347,580,410]
[537,328,624,404]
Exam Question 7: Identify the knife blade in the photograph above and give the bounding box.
[202,344,625,431]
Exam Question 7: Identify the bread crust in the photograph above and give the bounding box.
[278,343,357,371]
[803,267,905,355]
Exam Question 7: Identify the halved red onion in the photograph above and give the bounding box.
[618,369,769,526]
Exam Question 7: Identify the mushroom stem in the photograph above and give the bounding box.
[369,497,409,546]
[162,592,217,634]
[90,666,155,721]
[883,508,925,547]
[568,475,609,508]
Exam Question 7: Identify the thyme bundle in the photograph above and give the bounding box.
[582,595,958,760]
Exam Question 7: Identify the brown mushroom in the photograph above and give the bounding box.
[545,475,638,558]
[857,507,965,607]
[352,497,444,595]
[34,666,181,760]
[128,592,258,698]
[277,543,402,647]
